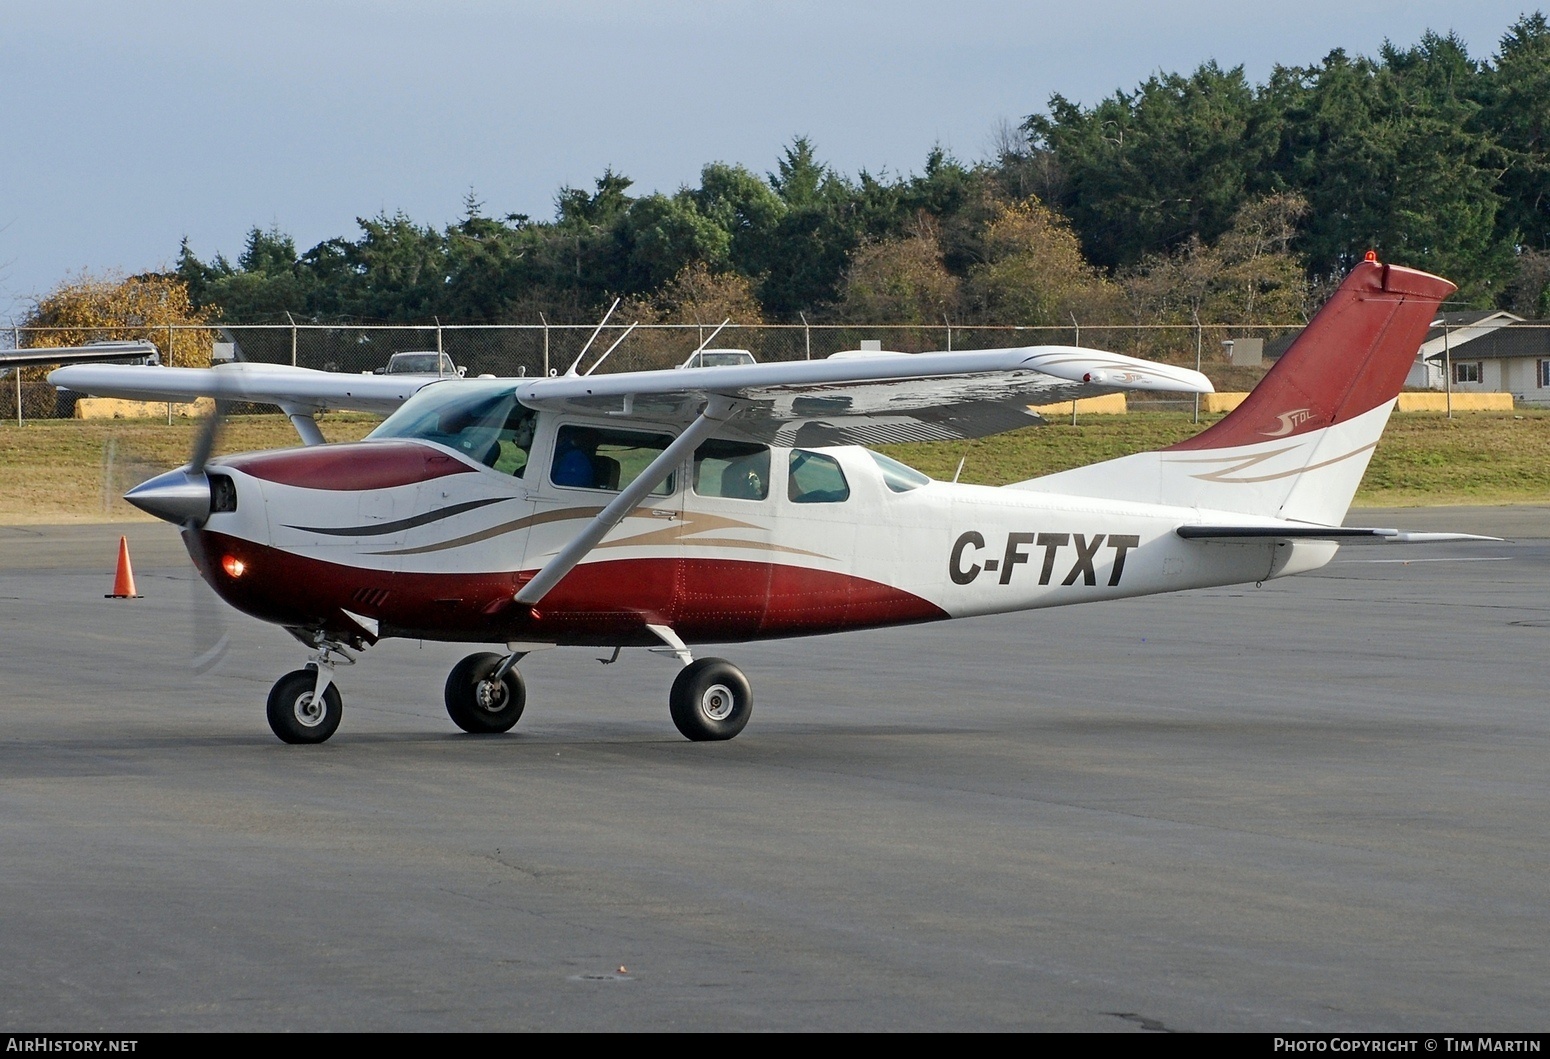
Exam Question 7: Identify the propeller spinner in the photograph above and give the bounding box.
[123,399,230,526]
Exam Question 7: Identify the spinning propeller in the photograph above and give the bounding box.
[119,348,243,674]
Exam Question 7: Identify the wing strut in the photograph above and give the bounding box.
[514,395,739,607]
[278,403,326,446]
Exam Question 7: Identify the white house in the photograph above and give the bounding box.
[1408,310,1522,390]
[1420,314,1550,406]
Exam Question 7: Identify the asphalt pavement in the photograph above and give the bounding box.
[0,508,1545,1031]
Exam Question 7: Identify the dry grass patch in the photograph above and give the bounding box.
[0,414,376,524]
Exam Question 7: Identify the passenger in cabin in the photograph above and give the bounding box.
[552,428,602,487]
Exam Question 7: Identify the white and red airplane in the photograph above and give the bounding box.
[51,258,1480,744]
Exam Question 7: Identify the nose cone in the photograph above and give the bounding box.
[125,468,211,525]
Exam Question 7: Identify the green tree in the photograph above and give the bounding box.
[692,163,788,276]
[194,225,317,320]
[441,194,543,322]
[752,139,862,316]
[617,192,732,293]
[1025,62,1266,269]
[1484,13,1550,250]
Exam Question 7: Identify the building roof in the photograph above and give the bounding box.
[1424,319,1550,361]
[1256,311,1542,363]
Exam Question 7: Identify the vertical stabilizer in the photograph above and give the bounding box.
[1015,260,1456,524]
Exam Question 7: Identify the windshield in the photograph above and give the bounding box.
[867,450,931,492]
[369,384,535,474]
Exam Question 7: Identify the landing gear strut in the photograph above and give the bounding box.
[445,652,527,734]
[265,633,358,744]
[669,658,752,741]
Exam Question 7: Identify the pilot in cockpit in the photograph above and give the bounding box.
[492,406,537,477]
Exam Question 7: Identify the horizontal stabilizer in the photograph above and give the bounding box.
[1177,525,1501,543]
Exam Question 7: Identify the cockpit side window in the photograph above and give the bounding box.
[788,450,850,504]
[490,406,537,476]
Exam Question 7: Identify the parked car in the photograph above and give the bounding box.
[371,351,464,377]
[676,348,757,370]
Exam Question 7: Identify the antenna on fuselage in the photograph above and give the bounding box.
[582,321,639,377]
[953,455,966,484]
[563,298,621,377]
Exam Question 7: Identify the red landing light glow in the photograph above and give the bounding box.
[221,555,247,578]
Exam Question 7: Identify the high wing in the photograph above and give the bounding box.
[513,345,1213,445]
[51,343,1211,446]
[49,361,449,445]
[48,361,437,415]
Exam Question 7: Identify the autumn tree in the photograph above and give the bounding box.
[963,199,1113,324]
[1122,192,1311,326]
[613,262,765,369]
[837,218,960,324]
[24,271,215,367]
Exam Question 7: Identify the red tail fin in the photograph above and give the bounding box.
[1169,260,1455,452]
[1020,260,1458,523]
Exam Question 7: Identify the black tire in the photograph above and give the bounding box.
[266,667,342,744]
[445,652,526,734]
[669,658,752,741]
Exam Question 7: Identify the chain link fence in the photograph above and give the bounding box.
[3,320,1306,422]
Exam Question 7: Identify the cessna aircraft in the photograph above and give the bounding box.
[50,258,1478,745]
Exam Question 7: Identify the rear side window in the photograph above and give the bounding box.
[788,450,850,504]
[694,440,770,500]
[551,425,675,494]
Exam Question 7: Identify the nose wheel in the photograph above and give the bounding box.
[267,667,343,744]
[445,652,527,734]
[669,658,752,741]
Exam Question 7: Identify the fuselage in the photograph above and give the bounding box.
[186,409,1335,649]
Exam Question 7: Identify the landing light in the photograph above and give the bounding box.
[222,555,247,578]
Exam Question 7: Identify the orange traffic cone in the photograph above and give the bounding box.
[106,535,142,599]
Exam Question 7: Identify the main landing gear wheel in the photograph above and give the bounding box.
[445,652,527,734]
[669,658,752,741]
[267,667,343,744]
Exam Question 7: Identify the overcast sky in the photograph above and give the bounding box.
[0,0,1539,319]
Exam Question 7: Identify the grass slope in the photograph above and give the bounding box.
[1,410,1546,524]
[878,411,1550,507]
